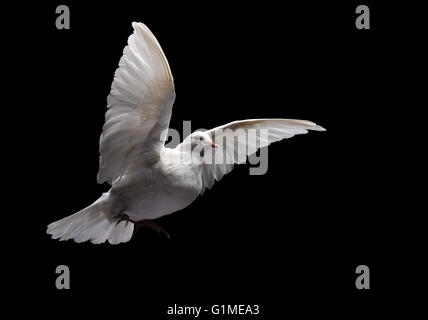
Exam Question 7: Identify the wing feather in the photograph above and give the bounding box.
[199,119,325,193]
[97,22,175,184]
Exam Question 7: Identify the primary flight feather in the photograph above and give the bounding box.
[47,22,325,244]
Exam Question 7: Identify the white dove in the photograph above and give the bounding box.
[47,22,325,245]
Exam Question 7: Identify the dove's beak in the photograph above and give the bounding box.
[211,143,219,148]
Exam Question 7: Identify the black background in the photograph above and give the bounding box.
[7,0,425,318]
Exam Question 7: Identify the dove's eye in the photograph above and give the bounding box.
[200,137,204,141]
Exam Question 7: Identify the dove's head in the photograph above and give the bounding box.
[189,131,219,150]
[181,131,219,164]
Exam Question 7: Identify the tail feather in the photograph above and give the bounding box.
[47,194,134,245]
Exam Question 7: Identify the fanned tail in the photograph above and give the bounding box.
[47,193,133,245]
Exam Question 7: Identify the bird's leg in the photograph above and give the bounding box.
[134,219,170,239]
[114,213,132,227]
[114,214,170,239]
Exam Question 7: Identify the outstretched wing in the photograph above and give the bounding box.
[200,119,325,193]
[97,22,175,184]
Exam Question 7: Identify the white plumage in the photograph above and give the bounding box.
[47,22,325,244]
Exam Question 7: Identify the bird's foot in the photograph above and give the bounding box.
[134,219,170,239]
[115,213,132,226]
[114,214,170,239]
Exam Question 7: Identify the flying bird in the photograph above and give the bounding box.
[47,22,325,244]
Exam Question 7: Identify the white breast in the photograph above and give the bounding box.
[109,148,202,221]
